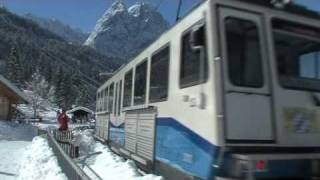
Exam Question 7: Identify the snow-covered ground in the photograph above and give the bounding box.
[0,121,34,180]
[0,106,162,180]
[82,143,162,180]
[17,137,67,180]
[75,130,163,180]
[0,141,30,180]
[0,121,66,180]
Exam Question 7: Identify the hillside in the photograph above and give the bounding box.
[24,13,88,45]
[0,7,121,109]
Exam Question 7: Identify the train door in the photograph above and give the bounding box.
[218,7,274,142]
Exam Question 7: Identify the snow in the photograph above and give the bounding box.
[83,143,162,180]
[17,137,67,180]
[75,130,163,180]
[0,121,36,180]
[0,141,30,180]
[73,129,96,154]
[16,103,58,121]
[128,3,142,17]
[0,113,161,180]
[0,121,66,180]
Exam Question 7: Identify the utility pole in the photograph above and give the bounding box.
[176,0,183,22]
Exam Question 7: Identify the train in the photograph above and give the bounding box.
[95,0,320,179]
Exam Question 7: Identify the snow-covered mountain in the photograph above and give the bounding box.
[84,1,169,60]
[24,14,88,44]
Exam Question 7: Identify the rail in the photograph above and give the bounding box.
[47,130,91,180]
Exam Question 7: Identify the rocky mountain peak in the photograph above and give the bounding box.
[84,1,169,61]
[104,0,127,18]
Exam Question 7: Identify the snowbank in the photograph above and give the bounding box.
[84,143,162,180]
[75,130,162,180]
[73,129,96,155]
[17,137,67,180]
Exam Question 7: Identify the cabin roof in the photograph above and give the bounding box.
[0,75,28,104]
[67,106,94,114]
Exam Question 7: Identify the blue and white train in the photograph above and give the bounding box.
[95,0,320,179]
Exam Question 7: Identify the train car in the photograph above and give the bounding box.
[95,0,320,179]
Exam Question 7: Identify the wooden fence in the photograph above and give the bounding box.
[47,130,91,180]
[52,130,79,158]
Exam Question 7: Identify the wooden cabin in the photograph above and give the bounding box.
[67,106,93,123]
[0,75,28,120]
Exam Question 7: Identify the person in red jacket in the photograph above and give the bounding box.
[58,109,69,131]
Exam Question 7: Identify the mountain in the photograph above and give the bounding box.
[0,7,121,109]
[84,1,169,60]
[24,13,88,45]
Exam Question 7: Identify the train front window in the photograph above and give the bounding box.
[225,17,264,88]
[273,19,320,91]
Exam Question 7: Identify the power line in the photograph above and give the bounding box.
[176,0,183,22]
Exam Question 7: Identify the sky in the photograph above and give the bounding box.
[0,0,319,33]
[0,0,200,32]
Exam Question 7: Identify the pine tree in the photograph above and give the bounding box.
[75,85,91,107]
[6,47,23,86]
[54,68,75,110]
[54,67,65,108]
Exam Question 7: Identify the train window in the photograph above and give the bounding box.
[225,17,264,88]
[114,83,118,115]
[108,83,114,113]
[300,52,320,79]
[180,25,207,88]
[101,90,104,111]
[96,92,100,112]
[123,70,133,107]
[118,80,122,115]
[99,92,102,112]
[150,46,170,102]
[104,88,108,111]
[273,18,320,91]
[134,60,147,105]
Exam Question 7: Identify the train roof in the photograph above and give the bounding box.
[98,0,320,91]
[98,1,209,90]
[238,0,320,19]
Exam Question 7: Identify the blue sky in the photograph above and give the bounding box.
[0,0,319,33]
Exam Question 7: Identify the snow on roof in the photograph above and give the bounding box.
[0,74,29,104]
[67,106,94,114]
